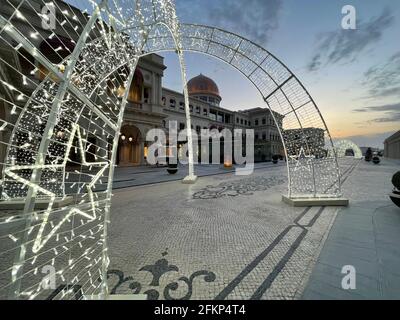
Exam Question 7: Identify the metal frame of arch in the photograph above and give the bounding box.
[0,0,341,300]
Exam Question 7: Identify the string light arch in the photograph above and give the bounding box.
[0,0,341,300]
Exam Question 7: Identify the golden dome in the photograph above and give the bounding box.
[187,74,221,99]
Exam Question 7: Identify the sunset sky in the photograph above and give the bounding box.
[161,0,400,148]
[66,0,400,148]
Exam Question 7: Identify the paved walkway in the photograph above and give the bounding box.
[111,162,286,189]
[302,158,400,299]
[107,158,363,300]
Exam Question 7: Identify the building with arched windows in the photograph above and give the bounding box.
[0,0,284,168]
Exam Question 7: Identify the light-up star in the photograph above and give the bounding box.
[289,147,314,172]
[4,124,109,253]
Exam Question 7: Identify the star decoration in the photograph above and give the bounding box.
[289,147,314,172]
[4,124,109,253]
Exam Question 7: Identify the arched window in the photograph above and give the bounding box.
[128,69,144,103]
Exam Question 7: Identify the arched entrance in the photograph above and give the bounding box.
[0,0,343,300]
[117,125,142,166]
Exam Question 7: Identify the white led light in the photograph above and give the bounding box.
[0,0,340,301]
[30,32,39,39]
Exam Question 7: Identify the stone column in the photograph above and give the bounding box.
[151,72,157,105]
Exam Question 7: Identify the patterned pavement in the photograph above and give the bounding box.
[107,159,361,300]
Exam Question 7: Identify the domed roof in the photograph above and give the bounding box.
[187,74,221,99]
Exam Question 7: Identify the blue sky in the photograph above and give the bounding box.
[66,0,400,147]
[162,0,400,148]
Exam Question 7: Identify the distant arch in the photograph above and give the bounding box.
[331,140,363,159]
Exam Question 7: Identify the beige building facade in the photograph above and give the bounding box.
[0,0,284,169]
[384,131,400,160]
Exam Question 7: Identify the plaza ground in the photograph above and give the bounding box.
[0,158,398,299]
[106,157,400,299]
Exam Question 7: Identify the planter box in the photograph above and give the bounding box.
[389,191,400,208]
[167,164,178,175]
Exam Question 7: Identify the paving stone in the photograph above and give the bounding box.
[302,158,400,300]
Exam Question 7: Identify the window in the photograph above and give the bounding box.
[162,97,166,106]
[196,106,200,114]
[236,118,239,124]
[179,101,184,110]
[262,118,266,125]
[179,122,185,131]
[255,119,259,126]
[144,88,150,103]
[170,99,176,108]
[262,133,267,140]
[240,119,243,125]
[189,105,193,112]
[203,108,208,116]
[255,134,259,140]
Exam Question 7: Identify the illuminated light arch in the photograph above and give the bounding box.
[0,0,341,300]
[331,140,363,159]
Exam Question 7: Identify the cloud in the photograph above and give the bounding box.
[307,54,322,72]
[361,51,400,99]
[353,102,400,123]
[373,113,400,123]
[337,131,396,148]
[176,0,282,45]
[307,8,395,71]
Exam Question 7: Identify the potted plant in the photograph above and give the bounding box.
[166,157,178,175]
[272,154,279,164]
[372,155,380,164]
[389,171,400,208]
